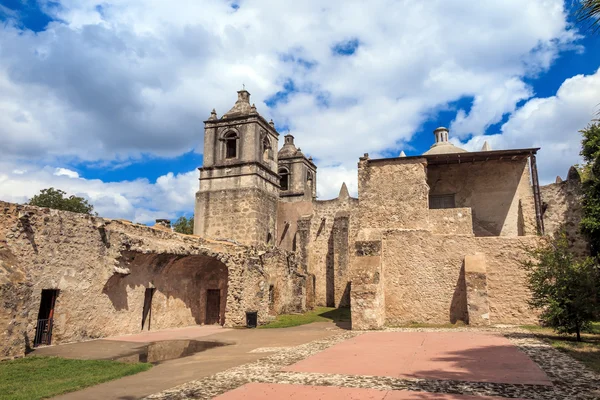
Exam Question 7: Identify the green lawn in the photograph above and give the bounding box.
[259,307,351,329]
[522,322,600,373]
[0,356,151,400]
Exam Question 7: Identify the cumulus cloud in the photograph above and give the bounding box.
[0,0,590,215]
[0,161,197,223]
[461,68,600,184]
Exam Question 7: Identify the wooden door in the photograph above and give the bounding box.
[206,289,221,325]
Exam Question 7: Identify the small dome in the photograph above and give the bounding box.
[423,143,468,155]
[278,134,298,157]
[422,126,467,155]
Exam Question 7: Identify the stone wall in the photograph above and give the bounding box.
[381,230,539,326]
[541,168,587,256]
[427,159,537,237]
[195,188,278,245]
[358,157,430,230]
[0,201,305,359]
[277,184,358,308]
[429,208,473,235]
[348,157,541,329]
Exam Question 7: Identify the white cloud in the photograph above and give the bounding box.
[0,0,589,214]
[0,161,197,223]
[461,68,600,184]
[54,167,79,178]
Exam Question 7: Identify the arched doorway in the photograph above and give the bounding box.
[162,255,229,326]
[105,252,229,328]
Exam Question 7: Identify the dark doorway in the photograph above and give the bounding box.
[142,288,156,330]
[206,289,221,325]
[34,289,59,347]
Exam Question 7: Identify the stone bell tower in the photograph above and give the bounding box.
[278,134,317,202]
[194,89,280,244]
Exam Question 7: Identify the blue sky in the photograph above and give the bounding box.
[0,0,599,222]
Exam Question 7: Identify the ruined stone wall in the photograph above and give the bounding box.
[277,187,358,308]
[427,159,537,237]
[382,230,539,326]
[195,188,278,245]
[541,170,587,256]
[0,201,304,359]
[307,196,358,307]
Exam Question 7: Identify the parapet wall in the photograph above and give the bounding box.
[0,201,305,359]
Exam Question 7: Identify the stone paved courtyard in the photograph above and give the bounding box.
[147,327,600,400]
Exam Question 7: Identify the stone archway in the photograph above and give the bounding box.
[104,252,230,329]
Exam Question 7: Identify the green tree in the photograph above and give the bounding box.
[575,0,600,33]
[28,188,95,215]
[580,123,600,257]
[523,232,599,341]
[172,216,194,235]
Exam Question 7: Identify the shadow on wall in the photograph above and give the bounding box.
[326,232,335,307]
[428,161,527,237]
[102,252,228,326]
[449,264,468,324]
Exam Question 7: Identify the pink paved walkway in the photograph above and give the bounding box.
[285,331,551,386]
[108,325,229,343]
[214,383,519,399]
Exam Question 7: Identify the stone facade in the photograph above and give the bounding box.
[0,201,307,359]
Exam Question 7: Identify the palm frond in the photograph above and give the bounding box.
[575,0,600,34]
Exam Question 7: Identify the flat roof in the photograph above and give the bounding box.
[368,148,540,166]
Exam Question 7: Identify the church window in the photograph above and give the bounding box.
[279,167,290,191]
[262,136,272,161]
[307,171,313,182]
[224,131,238,159]
[429,194,456,209]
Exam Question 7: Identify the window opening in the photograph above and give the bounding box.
[224,132,237,159]
[429,194,456,209]
[279,168,289,191]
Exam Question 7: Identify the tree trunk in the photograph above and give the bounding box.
[576,325,582,342]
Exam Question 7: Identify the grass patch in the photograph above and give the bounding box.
[0,356,151,400]
[522,322,600,373]
[259,307,350,329]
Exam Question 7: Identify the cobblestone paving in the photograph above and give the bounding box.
[146,328,600,400]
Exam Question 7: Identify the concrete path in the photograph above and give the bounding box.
[40,322,341,400]
[284,331,552,385]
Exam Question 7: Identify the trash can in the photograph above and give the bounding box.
[246,311,258,328]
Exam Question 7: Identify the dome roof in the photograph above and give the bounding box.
[423,142,468,155]
[278,134,300,158]
[422,126,467,155]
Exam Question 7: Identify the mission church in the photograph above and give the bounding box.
[0,88,582,359]
[193,88,566,329]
